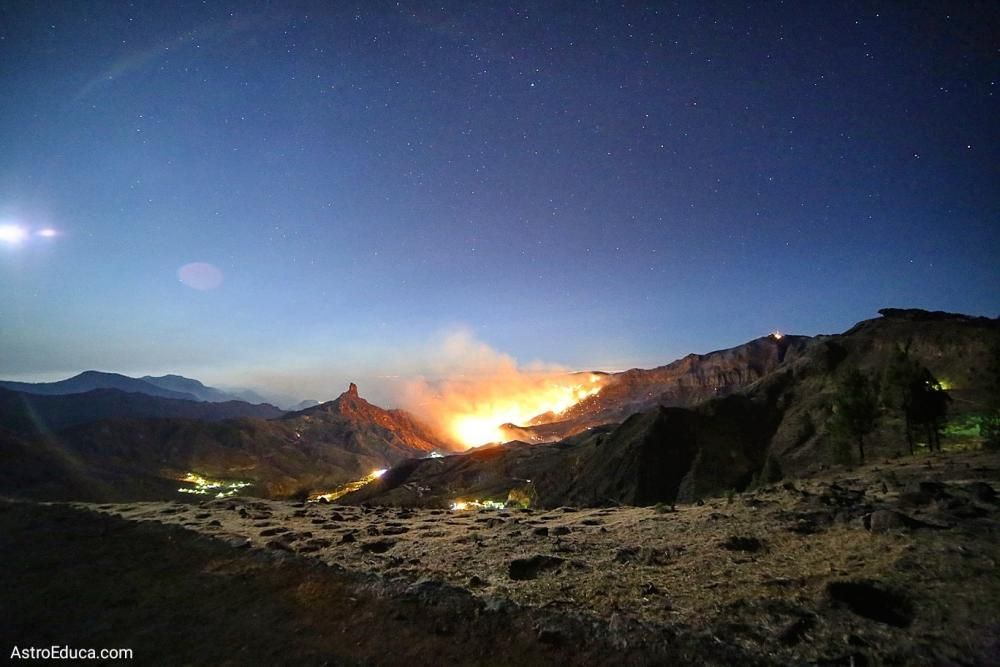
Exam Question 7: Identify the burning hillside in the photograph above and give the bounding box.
[447,374,605,447]
[396,330,609,449]
[407,372,605,448]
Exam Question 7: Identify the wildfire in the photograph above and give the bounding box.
[450,374,604,448]
[310,468,386,503]
[398,332,609,450]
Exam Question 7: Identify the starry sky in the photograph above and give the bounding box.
[0,1,997,404]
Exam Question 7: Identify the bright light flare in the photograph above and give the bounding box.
[37,228,59,238]
[450,499,506,511]
[450,377,604,448]
[0,224,28,245]
[310,468,389,502]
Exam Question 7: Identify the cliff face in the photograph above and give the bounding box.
[518,334,815,442]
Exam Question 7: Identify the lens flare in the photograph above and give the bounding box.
[178,262,224,290]
[0,224,28,244]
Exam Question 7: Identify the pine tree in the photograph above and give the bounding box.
[982,345,1000,450]
[829,369,880,464]
[910,370,951,451]
[882,342,921,454]
[882,341,952,453]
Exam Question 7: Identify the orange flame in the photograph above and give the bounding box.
[449,375,603,447]
[399,331,606,449]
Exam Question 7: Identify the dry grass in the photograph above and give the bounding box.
[81,449,1000,664]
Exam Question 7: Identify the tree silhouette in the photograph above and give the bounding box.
[882,342,951,453]
[829,369,880,465]
[882,342,921,454]
[910,371,951,451]
[982,344,1000,450]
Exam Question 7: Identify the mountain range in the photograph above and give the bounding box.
[0,381,453,501]
[0,370,316,410]
[345,308,1000,508]
[0,371,205,402]
[1,308,996,504]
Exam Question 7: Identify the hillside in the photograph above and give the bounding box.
[279,383,445,461]
[0,384,452,502]
[508,334,815,442]
[0,387,285,436]
[73,449,1000,666]
[348,309,1000,509]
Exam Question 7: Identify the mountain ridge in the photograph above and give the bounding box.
[0,371,200,402]
[346,308,1000,508]
[3,308,996,504]
[0,383,452,501]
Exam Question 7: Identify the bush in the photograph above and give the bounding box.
[506,485,536,509]
[829,368,879,464]
[833,437,854,466]
[982,412,1000,451]
[761,454,783,484]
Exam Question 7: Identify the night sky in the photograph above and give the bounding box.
[1,2,997,404]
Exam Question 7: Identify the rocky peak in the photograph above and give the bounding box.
[331,383,371,416]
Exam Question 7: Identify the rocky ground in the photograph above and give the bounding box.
[4,449,999,665]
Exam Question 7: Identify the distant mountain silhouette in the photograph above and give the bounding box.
[0,371,199,401]
[0,384,452,501]
[141,374,244,403]
[291,399,320,411]
[0,371,296,409]
[0,387,285,436]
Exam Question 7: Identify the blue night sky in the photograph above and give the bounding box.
[1,2,997,404]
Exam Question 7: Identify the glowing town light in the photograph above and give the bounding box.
[177,472,251,498]
[0,224,28,244]
[450,498,506,511]
[310,468,389,503]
